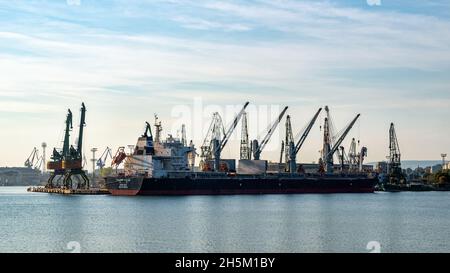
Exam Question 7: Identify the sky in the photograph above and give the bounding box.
[0,0,449,167]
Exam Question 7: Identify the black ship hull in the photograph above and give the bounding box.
[105,175,377,196]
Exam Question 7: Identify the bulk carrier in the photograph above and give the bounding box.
[105,103,377,196]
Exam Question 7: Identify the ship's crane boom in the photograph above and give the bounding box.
[294,108,322,155]
[329,114,360,156]
[252,106,288,160]
[200,113,225,162]
[143,122,153,138]
[286,108,322,173]
[211,102,249,172]
[324,114,361,173]
[218,102,250,154]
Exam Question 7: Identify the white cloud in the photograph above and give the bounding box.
[171,16,252,32]
[66,0,81,6]
[367,0,382,6]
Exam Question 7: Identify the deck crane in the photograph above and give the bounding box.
[345,138,369,173]
[324,106,344,162]
[339,146,348,172]
[200,113,225,165]
[283,115,294,166]
[97,147,113,169]
[323,113,361,174]
[358,146,368,172]
[348,138,358,170]
[112,147,127,170]
[212,102,250,172]
[240,112,251,160]
[25,148,39,169]
[279,140,285,166]
[252,106,288,160]
[142,121,155,155]
[286,108,322,173]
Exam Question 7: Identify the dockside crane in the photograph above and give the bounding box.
[97,147,113,170]
[25,148,39,169]
[286,108,322,173]
[252,106,288,160]
[46,109,73,188]
[388,123,404,184]
[63,103,89,189]
[34,156,44,171]
[46,103,89,189]
[212,102,250,172]
[323,114,361,174]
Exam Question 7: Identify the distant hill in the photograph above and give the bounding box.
[367,160,443,170]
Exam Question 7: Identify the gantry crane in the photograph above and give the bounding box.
[252,106,288,160]
[286,108,322,173]
[322,113,361,174]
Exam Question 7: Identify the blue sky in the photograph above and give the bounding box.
[0,0,449,166]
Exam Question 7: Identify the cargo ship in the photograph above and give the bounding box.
[105,106,377,196]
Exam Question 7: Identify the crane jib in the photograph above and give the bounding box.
[328,114,361,157]
[255,106,289,155]
[217,102,250,153]
[294,108,322,155]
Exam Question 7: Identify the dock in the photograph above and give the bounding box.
[27,187,110,195]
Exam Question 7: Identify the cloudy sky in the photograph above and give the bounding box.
[0,0,449,167]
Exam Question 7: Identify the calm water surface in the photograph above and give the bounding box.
[0,187,448,253]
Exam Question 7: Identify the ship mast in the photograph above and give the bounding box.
[154,114,162,144]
